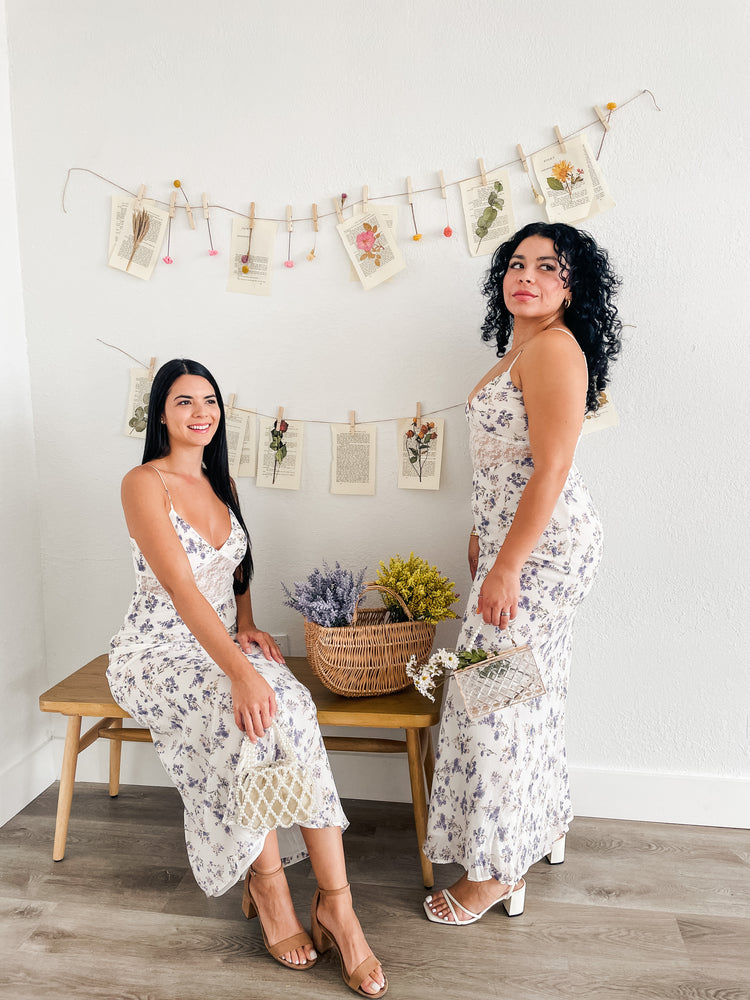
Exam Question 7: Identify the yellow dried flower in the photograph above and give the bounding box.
[375,552,459,624]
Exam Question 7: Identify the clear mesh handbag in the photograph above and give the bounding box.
[232,721,318,832]
[453,636,546,720]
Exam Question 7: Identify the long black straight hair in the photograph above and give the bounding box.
[142,359,253,592]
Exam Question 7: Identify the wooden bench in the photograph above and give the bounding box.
[39,655,440,887]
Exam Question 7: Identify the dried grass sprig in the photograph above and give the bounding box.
[126,208,151,271]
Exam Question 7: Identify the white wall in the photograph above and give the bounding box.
[0,0,51,826]
[4,0,749,827]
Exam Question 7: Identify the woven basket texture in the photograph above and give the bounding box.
[303,584,435,697]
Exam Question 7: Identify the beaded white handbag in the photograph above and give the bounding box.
[453,637,546,720]
[233,722,318,832]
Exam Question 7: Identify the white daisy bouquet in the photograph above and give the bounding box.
[406,647,496,701]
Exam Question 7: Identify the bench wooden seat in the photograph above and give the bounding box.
[39,654,439,887]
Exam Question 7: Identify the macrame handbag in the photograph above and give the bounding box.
[453,634,546,720]
[232,721,318,832]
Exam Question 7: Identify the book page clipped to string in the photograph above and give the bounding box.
[531,134,615,223]
[108,195,169,281]
[459,163,515,258]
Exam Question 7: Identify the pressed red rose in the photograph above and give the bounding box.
[279,420,289,432]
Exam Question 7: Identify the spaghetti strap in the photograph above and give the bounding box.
[507,351,523,374]
[147,465,172,504]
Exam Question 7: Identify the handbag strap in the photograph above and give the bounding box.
[352,583,414,624]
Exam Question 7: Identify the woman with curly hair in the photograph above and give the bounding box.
[423,222,622,925]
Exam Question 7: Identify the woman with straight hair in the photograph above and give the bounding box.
[423,222,622,925]
[109,359,386,997]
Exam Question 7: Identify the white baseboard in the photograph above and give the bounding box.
[0,740,57,828]
[569,765,750,829]
[23,731,750,830]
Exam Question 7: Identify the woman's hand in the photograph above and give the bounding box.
[231,667,277,740]
[236,627,286,664]
[476,564,520,629]
[468,533,479,580]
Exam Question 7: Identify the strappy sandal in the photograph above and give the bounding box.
[423,878,526,924]
[310,884,388,997]
[242,863,317,970]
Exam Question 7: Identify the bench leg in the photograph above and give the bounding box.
[53,715,82,861]
[405,728,434,889]
[108,719,123,797]
[420,726,435,796]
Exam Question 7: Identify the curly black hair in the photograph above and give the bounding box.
[481,221,622,412]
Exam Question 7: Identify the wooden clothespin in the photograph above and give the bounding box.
[148,356,156,381]
[349,410,356,435]
[184,194,195,230]
[286,205,293,232]
[362,185,368,212]
[478,158,488,186]
[312,203,319,232]
[134,185,146,210]
[202,193,210,220]
[406,176,414,204]
[333,197,344,223]
[415,402,422,425]
[517,144,544,204]
[276,406,284,426]
[168,191,177,217]
[594,105,612,132]
[438,170,447,200]
[554,126,566,154]
[249,202,256,230]
[227,393,236,416]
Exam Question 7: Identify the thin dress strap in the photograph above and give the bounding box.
[148,465,172,505]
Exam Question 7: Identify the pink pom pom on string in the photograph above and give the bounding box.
[284,260,294,268]
[208,249,218,256]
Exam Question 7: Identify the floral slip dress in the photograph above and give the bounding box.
[424,344,603,885]
[108,471,347,897]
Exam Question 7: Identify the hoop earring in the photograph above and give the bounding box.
[563,297,572,309]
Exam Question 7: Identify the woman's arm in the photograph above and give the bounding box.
[121,466,276,738]
[235,588,285,664]
[477,332,587,627]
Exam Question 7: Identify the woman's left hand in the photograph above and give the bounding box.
[236,628,286,664]
[476,564,520,629]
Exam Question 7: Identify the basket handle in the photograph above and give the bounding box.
[352,583,414,624]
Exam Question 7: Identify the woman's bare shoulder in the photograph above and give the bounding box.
[121,464,168,504]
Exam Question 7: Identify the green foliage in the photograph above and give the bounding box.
[547,177,565,191]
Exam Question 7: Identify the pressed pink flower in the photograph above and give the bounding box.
[208,249,218,256]
[285,260,294,268]
[443,226,453,238]
[356,230,376,252]
[162,256,173,264]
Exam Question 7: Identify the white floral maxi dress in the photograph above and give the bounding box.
[424,363,603,885]
[108,504,347,897]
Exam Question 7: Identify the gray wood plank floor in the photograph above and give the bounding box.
[1,783,748,999]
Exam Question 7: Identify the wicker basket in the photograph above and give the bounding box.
[303,584,436,697]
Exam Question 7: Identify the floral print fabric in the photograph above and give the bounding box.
[108,507,347,897]
[424,368,603,884]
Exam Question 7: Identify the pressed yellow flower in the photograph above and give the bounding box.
[606,102,617,111]
[551,160,573,182]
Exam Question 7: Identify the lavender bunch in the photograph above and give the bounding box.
[282,562,367,627]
